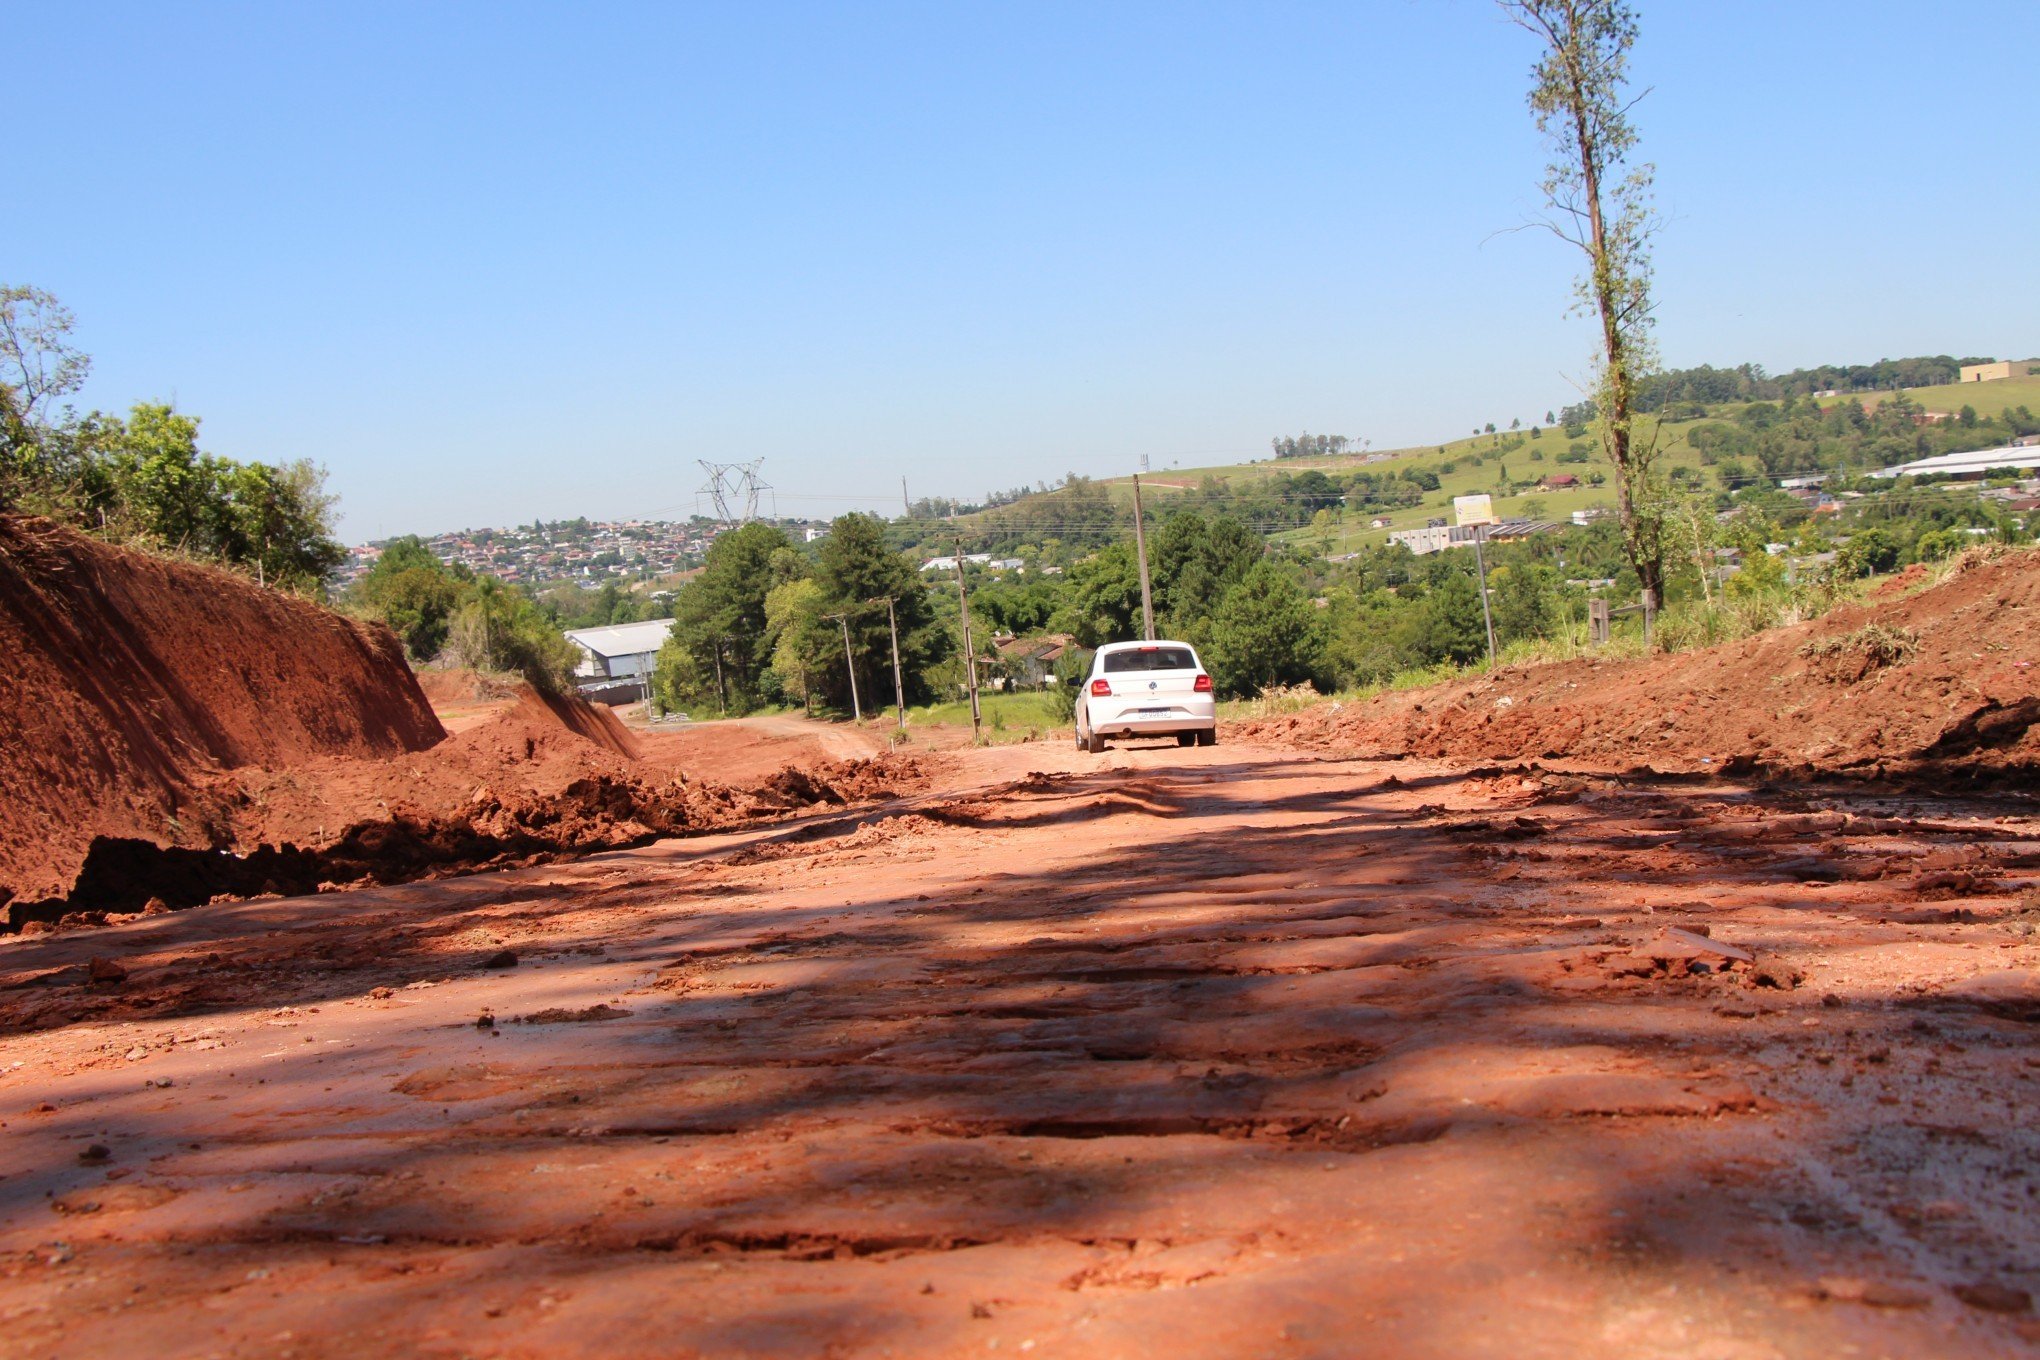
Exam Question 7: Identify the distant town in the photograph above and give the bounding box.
[333,515,833,591]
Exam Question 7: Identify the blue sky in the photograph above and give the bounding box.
[11,0,2036,541]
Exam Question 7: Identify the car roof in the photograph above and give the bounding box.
[1094,640,1197,654]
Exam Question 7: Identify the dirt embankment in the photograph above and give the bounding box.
[0,515,445,906]
[166,689,925,915]
[0,522,924,927]
[1241,549,2040,780]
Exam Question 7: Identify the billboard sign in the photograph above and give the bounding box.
[1453,494,1498,527]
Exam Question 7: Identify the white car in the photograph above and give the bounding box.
[1074,640,1218,753]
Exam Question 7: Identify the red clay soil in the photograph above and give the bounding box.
[514,684,643,759]
[0,521,920,922]
[2,740,2037,1357]
[415,668,640,757]
[632,712,886,786]
[0,515,444,905]
[9,682,927,923]
[1241,547,2040,781]
[200,691,925,885]
[412,667,518,707]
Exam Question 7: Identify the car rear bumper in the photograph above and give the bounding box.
[1088,701,1216,738]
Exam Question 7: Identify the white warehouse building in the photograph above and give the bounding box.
[564,618,675,681]
[1869,445,2040,480]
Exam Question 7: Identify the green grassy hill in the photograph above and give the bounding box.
[1089,419,1721,556]
[1846,374,2040,419]
[935,364,2036,561]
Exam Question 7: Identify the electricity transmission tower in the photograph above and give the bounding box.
[697,459,773,528]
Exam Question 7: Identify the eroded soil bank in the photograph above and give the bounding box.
[0,517,919,924]
[2,739,2036,1358]
[1239,549,2040,784]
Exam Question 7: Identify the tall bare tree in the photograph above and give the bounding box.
[1502,0,1666,598]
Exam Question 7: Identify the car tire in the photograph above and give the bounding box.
[1085,731,1107,754]
[1197,728,1217,747]
[1176,732,1196,747]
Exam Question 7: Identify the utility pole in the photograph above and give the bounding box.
[953,541,982,742]
[883,596,907,730]
[827,613,863,722]
[712,639,728,716]
[901,476,911,518]
[1131,473,1156,641]
[1472,526,1498,668]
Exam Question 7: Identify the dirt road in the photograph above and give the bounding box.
[2,738,2037,1357]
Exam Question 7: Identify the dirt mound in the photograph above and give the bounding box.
[7,689,930,924]
[1240,549,2040,781]
[0,517,927,927]
[515,685,642,759]
[0,515,445,904]
[412,666,524,707]
[415,668,640,757]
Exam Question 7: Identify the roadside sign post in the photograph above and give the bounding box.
[1472,524,1498,668]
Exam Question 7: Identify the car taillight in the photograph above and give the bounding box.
[1090,678,1112,696]
[1193,673,1213,693]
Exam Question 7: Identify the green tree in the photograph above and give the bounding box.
[0,285,89,427]
[1490,563,1557,644]
[660,522,795,714]
[1911,528,1965,561]
[813,513,945,712]
[762,577,838,713]
[1410,571,1489,666]
[1839,528,1900,579]
[443,576,583,690]
[350,537,578,688]
[0,284,91,501]
[1150,510,1262,625]
[1058,541,1144,647]
[71,403,344,590]
[221,457,345,589]
[1725,548,1786,600]
[352,536,469,658]
[1204,562,1327,697]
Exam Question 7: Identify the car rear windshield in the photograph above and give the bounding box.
[1101,647,1197,673]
